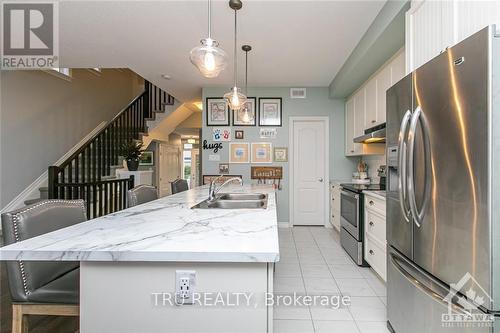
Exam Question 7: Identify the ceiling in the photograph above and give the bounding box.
[59,1,386,102]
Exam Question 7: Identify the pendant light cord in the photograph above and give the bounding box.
[245,49,248,95]
[207,0,211,38]
[233,8,237,87]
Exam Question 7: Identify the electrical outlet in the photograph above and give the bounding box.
[175,270,196,305]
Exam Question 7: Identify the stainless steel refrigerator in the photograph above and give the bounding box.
[386,26,500,333]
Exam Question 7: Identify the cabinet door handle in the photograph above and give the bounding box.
[369,250,374,255]
[369,200,374,206]
[350,150,354,153]
[369,221,374,226]
[371,120,376,123]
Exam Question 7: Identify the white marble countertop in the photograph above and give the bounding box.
[0,185,279,263]
[363,190,386,200]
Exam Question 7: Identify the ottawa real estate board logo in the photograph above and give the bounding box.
[442,273,494,328]
[1,1,59,69]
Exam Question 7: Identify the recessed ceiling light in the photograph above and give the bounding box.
[161,74,171,80]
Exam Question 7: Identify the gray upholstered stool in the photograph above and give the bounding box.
[127,185,158,207]
[1,199,86,333]
[171,179,189,194]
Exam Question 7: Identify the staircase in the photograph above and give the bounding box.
[44,80,175,219]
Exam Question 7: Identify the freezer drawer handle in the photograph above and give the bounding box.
[390,252,476,316]
[407,106,432,228]
[397,110,412,223]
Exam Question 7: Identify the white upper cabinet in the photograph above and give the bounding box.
[456,1,500,42]
[375,64,392,126]
[345,98,357,156]
[391,51,406,86]
[406,0,500,73]
[364,77,377,128]
[344,49,405,156]
[354,89,366,138]
[406,0,446,72]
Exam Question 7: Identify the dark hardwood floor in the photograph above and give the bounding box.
[1,261,78,333]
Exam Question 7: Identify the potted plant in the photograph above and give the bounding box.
[120,140,144,171]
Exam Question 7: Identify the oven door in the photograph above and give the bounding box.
[340,190,360,239]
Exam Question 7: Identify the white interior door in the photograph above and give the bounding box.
[159,143,181,197]
[291,117,328,226]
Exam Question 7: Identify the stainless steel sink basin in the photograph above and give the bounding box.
[219,193,267,200]
[208,200,266,209]
[191,193,268,209]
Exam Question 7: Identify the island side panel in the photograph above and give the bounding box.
[267,263,274,333]
[80,261,271,333]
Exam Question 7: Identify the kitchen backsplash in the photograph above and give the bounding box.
[362,154,386,183]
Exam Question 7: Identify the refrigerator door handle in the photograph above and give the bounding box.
[407,106,432,228]
[390,251,479,316]
[397,110,412,223]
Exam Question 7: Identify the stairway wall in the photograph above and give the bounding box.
[0,69,141,209]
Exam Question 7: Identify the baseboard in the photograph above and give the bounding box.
[278,222,291,228]
[0,121,107,215]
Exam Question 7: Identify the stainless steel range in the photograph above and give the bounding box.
[340,183,384,266]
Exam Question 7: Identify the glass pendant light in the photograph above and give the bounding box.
[190,0,228,78]
[241,44,252,123]
[224,0,247,111]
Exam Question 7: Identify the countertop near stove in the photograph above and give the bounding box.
[363,190,386,200]
[0,185,279,263]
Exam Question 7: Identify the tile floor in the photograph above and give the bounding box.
[274,226,389,333]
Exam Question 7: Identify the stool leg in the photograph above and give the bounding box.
[11,304,25,333]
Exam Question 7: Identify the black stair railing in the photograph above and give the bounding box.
[48,80,175,219]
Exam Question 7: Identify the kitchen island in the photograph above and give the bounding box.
[0,184,279,333]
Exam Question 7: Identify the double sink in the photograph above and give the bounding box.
[192,193,268,209]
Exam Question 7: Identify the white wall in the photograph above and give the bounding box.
[0,69,140,208]
[201,87,356,223]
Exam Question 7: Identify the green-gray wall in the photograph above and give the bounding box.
[202,87,356,223]
[329,0,409,98]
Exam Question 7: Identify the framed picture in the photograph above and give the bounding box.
[229,143,250,164]
[206,97,229,126]
[251,142,273,164]
[259,98,282,126]
[274,147,288,162]
[139,151,154,166]
[232,97,256,126]
[219,163,229,174]
[235,130,244,140]
[203,175,242,185]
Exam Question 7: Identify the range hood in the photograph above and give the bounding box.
[353,123,386,143]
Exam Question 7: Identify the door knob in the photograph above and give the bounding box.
[318,178,324,182]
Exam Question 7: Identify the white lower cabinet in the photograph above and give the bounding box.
[330,183,341,232]
[364,192,386,281]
